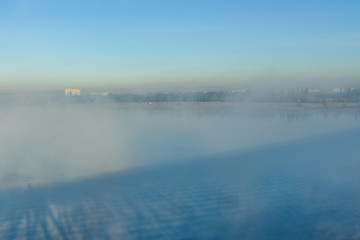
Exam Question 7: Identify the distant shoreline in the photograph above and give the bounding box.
[112,101,360,110]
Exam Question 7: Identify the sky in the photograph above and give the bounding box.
[0,0,360,90]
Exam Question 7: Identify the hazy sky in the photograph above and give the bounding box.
[1,0,360,89]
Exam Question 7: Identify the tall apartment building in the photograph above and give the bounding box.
[65,88,81,96]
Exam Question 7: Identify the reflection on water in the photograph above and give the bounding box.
[0,128,360,239]
[0,103,360,239]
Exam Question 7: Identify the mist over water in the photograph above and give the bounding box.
[0,100,359,189]
[1,98,360,239]
[2,0,360,237]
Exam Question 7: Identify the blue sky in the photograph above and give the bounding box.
[1,0,360,89]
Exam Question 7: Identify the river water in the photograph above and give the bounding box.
[0,103,359,239]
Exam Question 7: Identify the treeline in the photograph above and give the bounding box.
[258,88,360,104]
[38,88,360,105]
[112,88,360,104]
[113,90,252,103]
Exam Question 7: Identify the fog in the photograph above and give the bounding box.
[1,96,360,239]
[0,98,359,189]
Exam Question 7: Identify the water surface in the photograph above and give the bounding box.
[0,103,359,239]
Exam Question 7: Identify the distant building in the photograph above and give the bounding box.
[332,88,344,93]
[65,88,81,96]
[309,89,320,93]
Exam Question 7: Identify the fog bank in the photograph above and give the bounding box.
[0,100,359,189]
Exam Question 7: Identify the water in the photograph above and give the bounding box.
[0,103,359,239]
